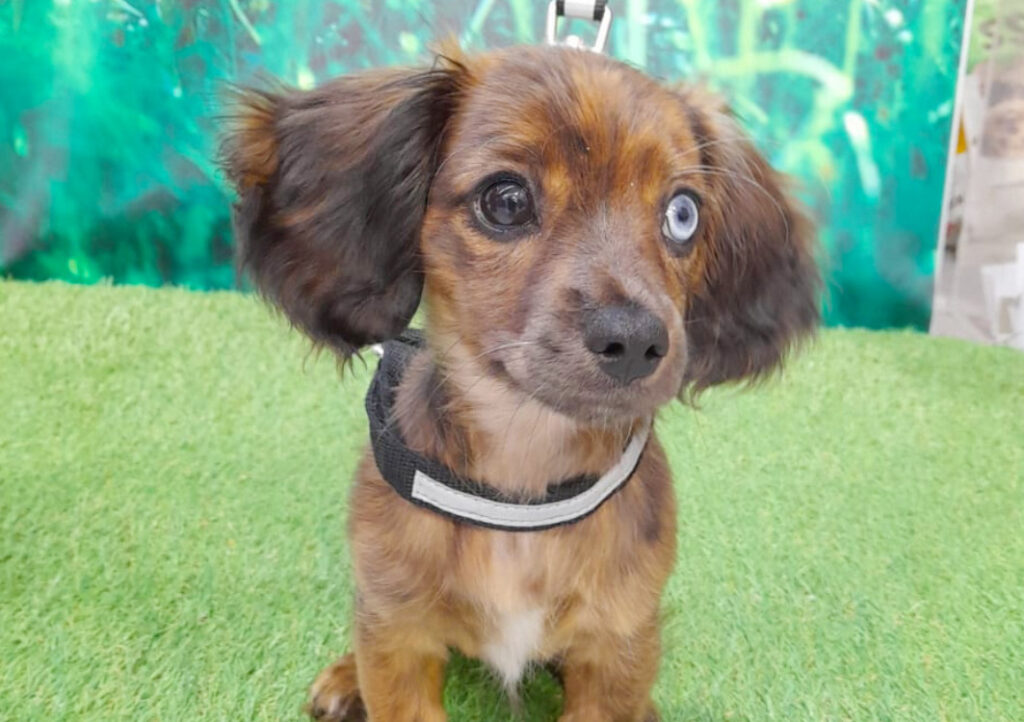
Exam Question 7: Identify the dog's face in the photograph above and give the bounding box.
[223,46,819,422]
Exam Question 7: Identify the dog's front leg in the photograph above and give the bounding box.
[558,614,661,722]
[355,621,449,722]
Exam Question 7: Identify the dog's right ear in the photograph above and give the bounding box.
[220,60,467,355]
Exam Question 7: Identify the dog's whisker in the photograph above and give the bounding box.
[678,164,792,243]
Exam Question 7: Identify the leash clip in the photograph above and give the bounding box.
[545,1,612,54]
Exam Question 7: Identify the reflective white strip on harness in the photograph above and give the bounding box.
[410,418,650,529]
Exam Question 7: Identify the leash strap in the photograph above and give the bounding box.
[365,330,649,532]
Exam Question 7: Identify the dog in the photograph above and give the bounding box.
[222,40,820,722]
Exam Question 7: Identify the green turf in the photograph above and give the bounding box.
[2,279,1022,722]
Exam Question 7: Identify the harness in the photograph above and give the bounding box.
[365,331,650,532]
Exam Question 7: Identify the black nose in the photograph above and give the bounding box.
[582,304,669,385]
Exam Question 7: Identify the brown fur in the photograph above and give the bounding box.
[222,43,820,722]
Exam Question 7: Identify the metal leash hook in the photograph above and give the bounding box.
[545,0,612,54]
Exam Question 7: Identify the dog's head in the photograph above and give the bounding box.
[222,46,820,422]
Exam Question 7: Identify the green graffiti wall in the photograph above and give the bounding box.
[1,0,964,328]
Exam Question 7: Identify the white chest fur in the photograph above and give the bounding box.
[482,606,546,689]
[477,534,548,689]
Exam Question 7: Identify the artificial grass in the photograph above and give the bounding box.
[1,279,1022,722]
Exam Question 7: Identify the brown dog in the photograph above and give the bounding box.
[222,42,819,722]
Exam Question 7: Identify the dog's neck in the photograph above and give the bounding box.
[391,334,636,500]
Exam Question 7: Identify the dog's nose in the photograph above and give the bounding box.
[582,304,668,385]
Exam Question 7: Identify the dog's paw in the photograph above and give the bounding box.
[306,654,366,722]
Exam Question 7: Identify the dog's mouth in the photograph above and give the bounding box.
[485,335,685,422]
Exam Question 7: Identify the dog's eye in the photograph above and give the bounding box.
[477,180,535,230]
[662,192,700,249]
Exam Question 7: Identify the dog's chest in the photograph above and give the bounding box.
[472,534,550,689]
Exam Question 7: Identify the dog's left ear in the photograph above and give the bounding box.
[682,107,822,392]
[220,58,467,355]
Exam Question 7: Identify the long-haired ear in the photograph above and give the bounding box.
[220,58,467,355]
[682,108,822,393]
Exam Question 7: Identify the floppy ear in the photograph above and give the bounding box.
[220,60,466,355]
[682,110,822,392]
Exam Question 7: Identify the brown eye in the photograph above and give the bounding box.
[476,179,535,230]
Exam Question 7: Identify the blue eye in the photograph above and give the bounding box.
[662,192,700,248]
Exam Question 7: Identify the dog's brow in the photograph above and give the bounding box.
[467,141,540,169]
[439,145,541,198]
[681,104,716,169]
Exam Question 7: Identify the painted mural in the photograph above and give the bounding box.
[0,0,966,328]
